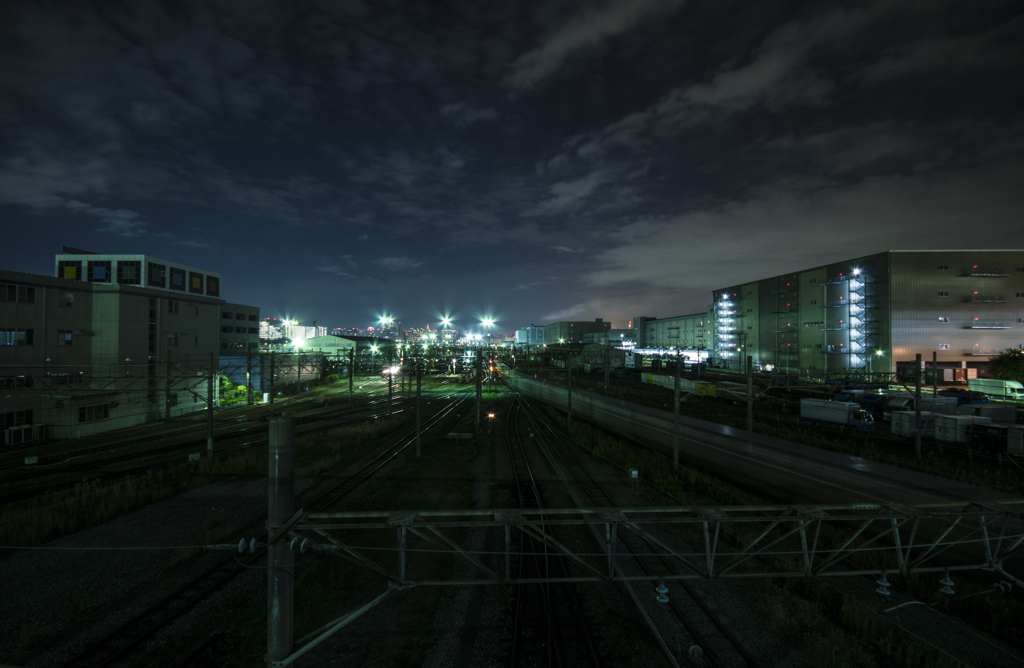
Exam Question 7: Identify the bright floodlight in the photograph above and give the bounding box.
[441,316,451,327]
[371,345,378,353]
[482,318,494,328]
[293,339,305,349]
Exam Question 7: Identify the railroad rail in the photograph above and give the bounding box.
[55,385,473,668]
[505,397,600,667]
[517,395,756,667]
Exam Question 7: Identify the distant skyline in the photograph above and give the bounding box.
[2,1,1022,331]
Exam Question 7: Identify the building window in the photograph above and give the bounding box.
[236,313,246,320]
[1017,293,1024,298]
[221,342,228,349]
[148,262,166,288]
[1,329,34,345]
[168,300,179,314]
[222,326,233,333]
[58,330,73,346]
[189,272,204,294]
[87,260,112,282]
[170,267,186,291]
[206,276,220,297]
[167,333,178,347]
[116,260,142,285]
[58,260,82,280]
[938,291,949,297]
[60,291,74,307]
[938,265,949,270]
[2,409,33,428]
[248,327,258,334]
[235,326,246,333]
[248,314,258,321]
[1,284,35,304]
[78,404,111,423]
[222,312,233,319]
[938,317,949,323]
[939,344,950,350]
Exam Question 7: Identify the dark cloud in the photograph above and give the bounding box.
[1,0,1022,329]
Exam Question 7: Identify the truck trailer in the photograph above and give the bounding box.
[800,398,875,432]
[968,378,1024,399]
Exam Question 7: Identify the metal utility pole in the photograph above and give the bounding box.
[387,345,393,416]
[567,352,573,433]
[267,416,295,663]
[415,362,422,457]
[933,350,938,397]
[673,355,681,470]
[746,355,753,443]
[915,353,923,460]
[348,349,354,403]
[207,352,215,462]
[269,351,276,407]
[246,355,253,406]
[475,349,483,431]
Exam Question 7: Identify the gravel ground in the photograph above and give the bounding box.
[0,473,317,667]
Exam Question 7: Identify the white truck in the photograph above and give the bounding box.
[800,398,875,432]
[968,378,1024,399]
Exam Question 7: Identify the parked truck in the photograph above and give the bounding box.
[968,378,1024,399]
[801,398,875,432]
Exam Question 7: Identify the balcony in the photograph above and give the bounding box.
[962,321,1011,329]
[823,299,851,308]
[962,296,1009,303]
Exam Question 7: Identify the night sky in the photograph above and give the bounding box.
[2,1,1022,332]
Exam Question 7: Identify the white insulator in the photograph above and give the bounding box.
[238,538,246,554]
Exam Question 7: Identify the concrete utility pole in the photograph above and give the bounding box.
[269,351,276,407]
[933,350,938,397]
[387,345,393,416]
[246,354,253,406]
[267,416,295,663]
[673,355,681,471]
[207,352,215,462]
[746,355,754,443]
[915,353,923,460]
[348,349,354,403]
[567,352,573,433]
[604,344,611,390]
[165,355,173,420]
[475,349,483,431]
[416,362,422,457]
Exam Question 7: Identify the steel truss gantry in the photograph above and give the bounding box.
[254,499,1024,666]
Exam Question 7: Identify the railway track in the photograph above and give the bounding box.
[1,381,462,505]
[56,384,475,668]
[515,393,758,668]
[505,399,600,668]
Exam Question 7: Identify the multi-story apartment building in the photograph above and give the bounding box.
[711,250,1024,375]
[1,249,258,442]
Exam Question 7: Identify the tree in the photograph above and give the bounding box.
[988,349,1024,383]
